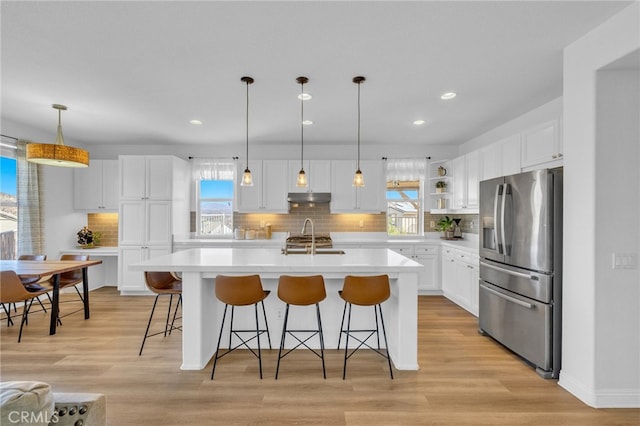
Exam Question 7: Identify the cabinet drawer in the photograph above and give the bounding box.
[389,245,414,255]
[415,245,438,255]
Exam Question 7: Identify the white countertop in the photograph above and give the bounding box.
[131,247,423,273]
[60,247,118,256]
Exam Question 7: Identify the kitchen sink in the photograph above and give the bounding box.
[281,248,345,255]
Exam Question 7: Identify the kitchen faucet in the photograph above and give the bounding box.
[301,217,316,255]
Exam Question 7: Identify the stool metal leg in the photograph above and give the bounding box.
[377,304,394,379]
[342,302,353,379]
[139,295,160,355]
[316,303,326,379]
[260,300,272,350]
[211,304,229,379]
[337,300,347,349]
[164,294,174,337]
[275,304,290,379]
[254,303,263,379]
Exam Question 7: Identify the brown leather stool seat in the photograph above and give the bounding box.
[0,271,50,342]
[275,275,327,379]
[337,274,394,379]
[139,271,182,355]
[211,275,272,379]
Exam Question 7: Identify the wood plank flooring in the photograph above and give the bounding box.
[1,288,638,425]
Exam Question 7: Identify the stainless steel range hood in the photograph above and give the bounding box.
[287,192,331,204]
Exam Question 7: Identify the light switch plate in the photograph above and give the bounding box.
[612,253,638,269]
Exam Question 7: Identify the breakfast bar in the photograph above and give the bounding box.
[131,247,423,371]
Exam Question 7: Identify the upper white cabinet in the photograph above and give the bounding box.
[120,156,174,200]
[521,118,563,169]
[287,160,332,193]
[331,160,385,213]
[451,151,479,212]
[236,160,288,213]
[480,134,521,181]
[73,159,119,211]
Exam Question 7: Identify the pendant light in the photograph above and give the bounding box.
[296,76,309,188]
[240,76,254,187]
[26,104,89,168]
[352,76,366,187]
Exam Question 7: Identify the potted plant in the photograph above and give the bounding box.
[435,180,447,193]
[436,216,455,238]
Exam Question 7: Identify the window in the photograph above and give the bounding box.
[1,148,18,258]
[198,180,234,236]
[387,180,422,236]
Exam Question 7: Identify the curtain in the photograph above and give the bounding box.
[16,140,44,256]
[386,158,427,181]
[191,158,236,181]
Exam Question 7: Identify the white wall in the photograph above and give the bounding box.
[561,2,640,408]
[458,97,562,155]
[595,68,640,398]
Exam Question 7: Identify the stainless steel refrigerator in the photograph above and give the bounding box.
[478,168,562,378]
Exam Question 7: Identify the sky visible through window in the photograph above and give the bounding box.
[1,157,17,196]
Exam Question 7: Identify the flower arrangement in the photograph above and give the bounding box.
[77,226,101,247]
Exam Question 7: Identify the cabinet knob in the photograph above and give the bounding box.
[552,154,557,159]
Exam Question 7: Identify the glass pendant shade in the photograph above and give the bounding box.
[296,169,308,187]
[241,167,253,186]
[353,169,365,187]
[26,104,89,168]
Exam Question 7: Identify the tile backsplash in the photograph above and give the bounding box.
[190,206,479,235]
[87,213,118,246]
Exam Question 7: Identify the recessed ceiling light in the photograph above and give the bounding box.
[189,119,203,125]
[297,93,312,101]
[302,120,313,125]
[440,92,457,100]
[413,120,426,126]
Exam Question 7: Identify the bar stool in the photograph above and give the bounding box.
[275,275,327,379]
[211,275,272,379]
[337,274,394,379]
[139,271,182,355]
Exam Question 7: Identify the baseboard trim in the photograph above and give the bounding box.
[559,371,640,408]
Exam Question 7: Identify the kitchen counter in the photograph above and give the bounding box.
[60,247,118,256]
[131,247,422,371]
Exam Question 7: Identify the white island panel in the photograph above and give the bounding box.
[131,248,422,371]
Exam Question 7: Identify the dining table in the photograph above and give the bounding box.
[0,259,102,335]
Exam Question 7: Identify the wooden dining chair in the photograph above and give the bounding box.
[0,271,51,342]
[38,254,89,302]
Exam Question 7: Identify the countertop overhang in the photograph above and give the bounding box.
[130,247,424,274]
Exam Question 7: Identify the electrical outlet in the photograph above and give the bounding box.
[359,220,364,228]
[260,220,265,228]
[430,220,435,228]
[277,309,283,319]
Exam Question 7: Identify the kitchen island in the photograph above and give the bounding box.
[131,247,423,371]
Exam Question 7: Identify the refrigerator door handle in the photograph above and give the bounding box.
[494,184,504,254]
[482,284,535,309]
[500,183,510,256]
[480,261,533,280]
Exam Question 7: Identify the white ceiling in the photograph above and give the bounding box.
[0,1,632,149]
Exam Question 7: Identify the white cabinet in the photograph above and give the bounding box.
[480,134,521,181]
[521,118,563,169]
[441,245,479,316]
[331,160,384,212]
[236,160,288,213]
[451,151,479,212]
[118,155,189,294]
[388,243,440,293]
[288,160,331,193]
[73,159,119,211]
[119,156,174,200]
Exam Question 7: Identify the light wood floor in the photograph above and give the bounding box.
[1,288,638,425]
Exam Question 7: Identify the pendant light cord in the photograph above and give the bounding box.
[245,80,249,168]
[300,81,304,170]
[356,80,361,170]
